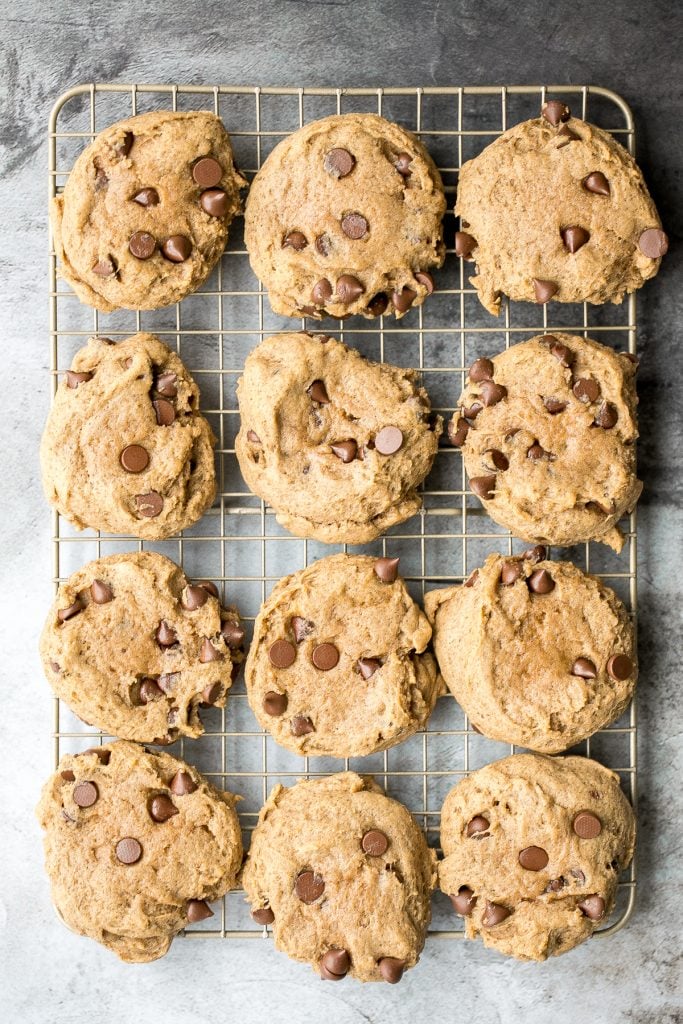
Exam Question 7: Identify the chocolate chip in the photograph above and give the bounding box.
[451,886,477,916]
[519,845,549,871]
[320,948,350,980]
[573,377,600,403]
[368,293,388,316]
[93,256,117,277]
[135,490,163,517]
[455,230,477,259]
[221,618,245,648]
[362,829,388,856]
[120,444,149,473]
[470,475,496,500]
[315,233,332,256]
[594,401,618,429]
[73,781,98,808]
[201,681,221,705]
[356,657,382,679]
[193,157,223,187]
[162,235,192,262]
[170,770,197,795]
[58,599,82,622]
[129,231,156,259]
[183,899,213,924]
[291,616,315,643]
[181,585,209,611]
[115,131,134,156]
[542,100,570,126]
[155,372,178,398]
[378,958,405,984]
[133,187,160,207]
[312,278,333,304]
[527,443,550,461]
[90,579,113,604]
[199,580,220,599]
[578,894,605,920]
[583,171,610,196]
[484,449,509,471]
[544,397,567,415]
[139,678,163,703]
[330,439,357,463]
[482,902,511,927]
[415,271,435,293]
[83,748,110,765]
[448,416,469,448]
[374,556,399,583]
[65,370,92,388]
[573,811,602,839]
[469,357,494,383]
[533,278,559,304]
[149,794,179,822]
[500,561,522,586]
[522,545,547,563]
[546,878,566,892]
[115,837,142,864]
[307,379,330,404]
[153,398,175,426]
[295,870,324,903]
[638,228,668,258]
[547,338,574,367]
[572,657,597,679]
[51,662,61,673]
[298,305,317,316]
[336,274,364,303]
[528,568,555,594]
[607,653,633,680]
[341,212,368,239]
[94,161,108,190]
[312,643,339,671]
[324,148,355,178]
[283,230,307,250]
[269,639,296,669]
[375,426,403,455]
[263,691,288,716]
[199,637,221,663]
[466,815,490,837]
[462,401,483,421]
[557,124,580,147]
[392,286,416,313]
[158,672,180,694]
[571,868,586,884]
[61,770,75,782]
[291,715,314,736]
[480,380,507,407]
[251,907,274,925]
[562,226,590,253]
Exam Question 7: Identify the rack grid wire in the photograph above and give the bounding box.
[48,83,638,942]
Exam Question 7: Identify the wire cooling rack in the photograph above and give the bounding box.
[48,84,638,942]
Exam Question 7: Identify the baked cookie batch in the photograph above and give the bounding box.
[38,99,663,971]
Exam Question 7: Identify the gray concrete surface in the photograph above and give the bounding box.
[0,1,681,1021]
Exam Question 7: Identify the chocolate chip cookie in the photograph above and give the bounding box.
[36,741,242,962]
[425,552,636,753]
[236,332,441,543]
[40,552,244,744]
[244,113,446,319]
[450,333,641,550]
[51,110,246,311]
[243,772,437,982]
[455,100,667,315]
[245,554,439,758]
[40,333,216,538]
[439,753,636,960]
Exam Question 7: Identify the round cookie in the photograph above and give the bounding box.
[450,333,642,551]
[41,333,216,539]
[236,332,442,543]
[242,772,437,982]
[245,554,439,758]
[245,113,446,320]
[439,753,636,961]
[36,741,242,962]
[425,552,636,754]
[40,552,245,744]
[51,110,246,311]
[455,100,667,315]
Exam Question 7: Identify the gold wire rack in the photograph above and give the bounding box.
[48,83,638,942]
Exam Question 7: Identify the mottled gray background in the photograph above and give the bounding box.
[1,1,681,1021]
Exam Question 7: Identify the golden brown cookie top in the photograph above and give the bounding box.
[242,772,437,982]
[245,113,446,319]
